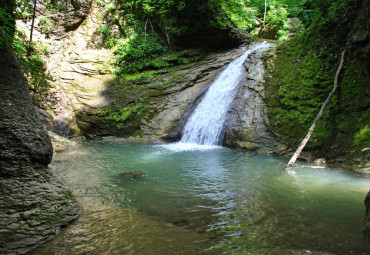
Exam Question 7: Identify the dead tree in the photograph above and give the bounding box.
[286,50,346,169]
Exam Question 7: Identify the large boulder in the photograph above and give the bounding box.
[365,191,370,250]
[0,46,81,254]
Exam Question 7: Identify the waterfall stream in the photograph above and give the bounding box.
[180,42,271,146]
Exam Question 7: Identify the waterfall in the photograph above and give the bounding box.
[180,42,271,146]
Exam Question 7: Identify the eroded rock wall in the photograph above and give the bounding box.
[68,47,247,140]
[0,46,81,254]
[223,44,285,153]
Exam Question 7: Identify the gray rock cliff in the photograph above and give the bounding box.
[0,46,81,254]
[223,44,286,154]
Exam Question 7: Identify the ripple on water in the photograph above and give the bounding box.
[33,200,220,255]
[38,141,369,254]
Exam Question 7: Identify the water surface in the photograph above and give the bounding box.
[34,141,369,254]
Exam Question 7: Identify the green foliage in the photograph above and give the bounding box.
[39,16,53,37]
[354,125,370,147]
[97,98,147,128]
[98,0,354,75]
[112,14,204,74]
[264,0,368,160]
[12,28,53,98]
[266,1,289,40]
[246,0,290,40]
[111,0,228,37]
[96,0,248,75]
[1,0,61,47]
[0,5,16,46]
[41,42,52,55]
[220,0,257,31]
[114,26,168,73]
[98,24,118,48]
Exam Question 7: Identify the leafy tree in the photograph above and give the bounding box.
[246,0,289,40]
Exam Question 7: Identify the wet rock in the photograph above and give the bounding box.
[119,171,145,179]
[172,218,191,228]
[59,44,246,140]
[365,191,370,250]
[223,43,286,153]
[48,131,79,152]
[0,46,81,254]
[347,0,370,84]
[52,0,92,31]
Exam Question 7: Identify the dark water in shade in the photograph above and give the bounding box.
[33,141,369,254]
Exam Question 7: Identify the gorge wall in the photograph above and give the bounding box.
[0,46,81,254]
[3,0,369,251]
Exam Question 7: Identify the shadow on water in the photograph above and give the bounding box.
[33,141,369,254]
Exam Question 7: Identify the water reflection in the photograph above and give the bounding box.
[34,199,219,255]
[35,141,369,254]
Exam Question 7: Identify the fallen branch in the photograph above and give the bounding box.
[251,15,264,25]
[286,50,346,169]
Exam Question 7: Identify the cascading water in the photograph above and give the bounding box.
[179,42,271,146]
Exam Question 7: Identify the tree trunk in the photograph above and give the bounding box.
[27,0,37,56]
[286,50,346,169]
[263,0,267,31]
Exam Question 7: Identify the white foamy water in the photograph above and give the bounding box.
[161,142,221,152]
[180,42,271,146]
[163,42,271,151]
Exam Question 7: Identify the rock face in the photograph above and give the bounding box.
[32,2,248,141]
[223,44,286,153]
[18,1,248,140]
[365,191,370,250]
[0,46,81,254]
[348,0,370,84]
[71,47,247,141]
[259,1,369,168]
[47,0,92,32]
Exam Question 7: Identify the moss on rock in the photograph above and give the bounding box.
[264,0,369,168]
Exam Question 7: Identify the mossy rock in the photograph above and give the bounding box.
[263,1,369,167]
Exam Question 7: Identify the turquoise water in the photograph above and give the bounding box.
[35,141,369,254]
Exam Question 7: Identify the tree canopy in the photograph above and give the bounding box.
[0,0,360,74]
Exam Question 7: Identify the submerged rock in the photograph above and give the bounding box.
[32,201,218,254]
[119,171,145,179]
[0,46,81,254]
